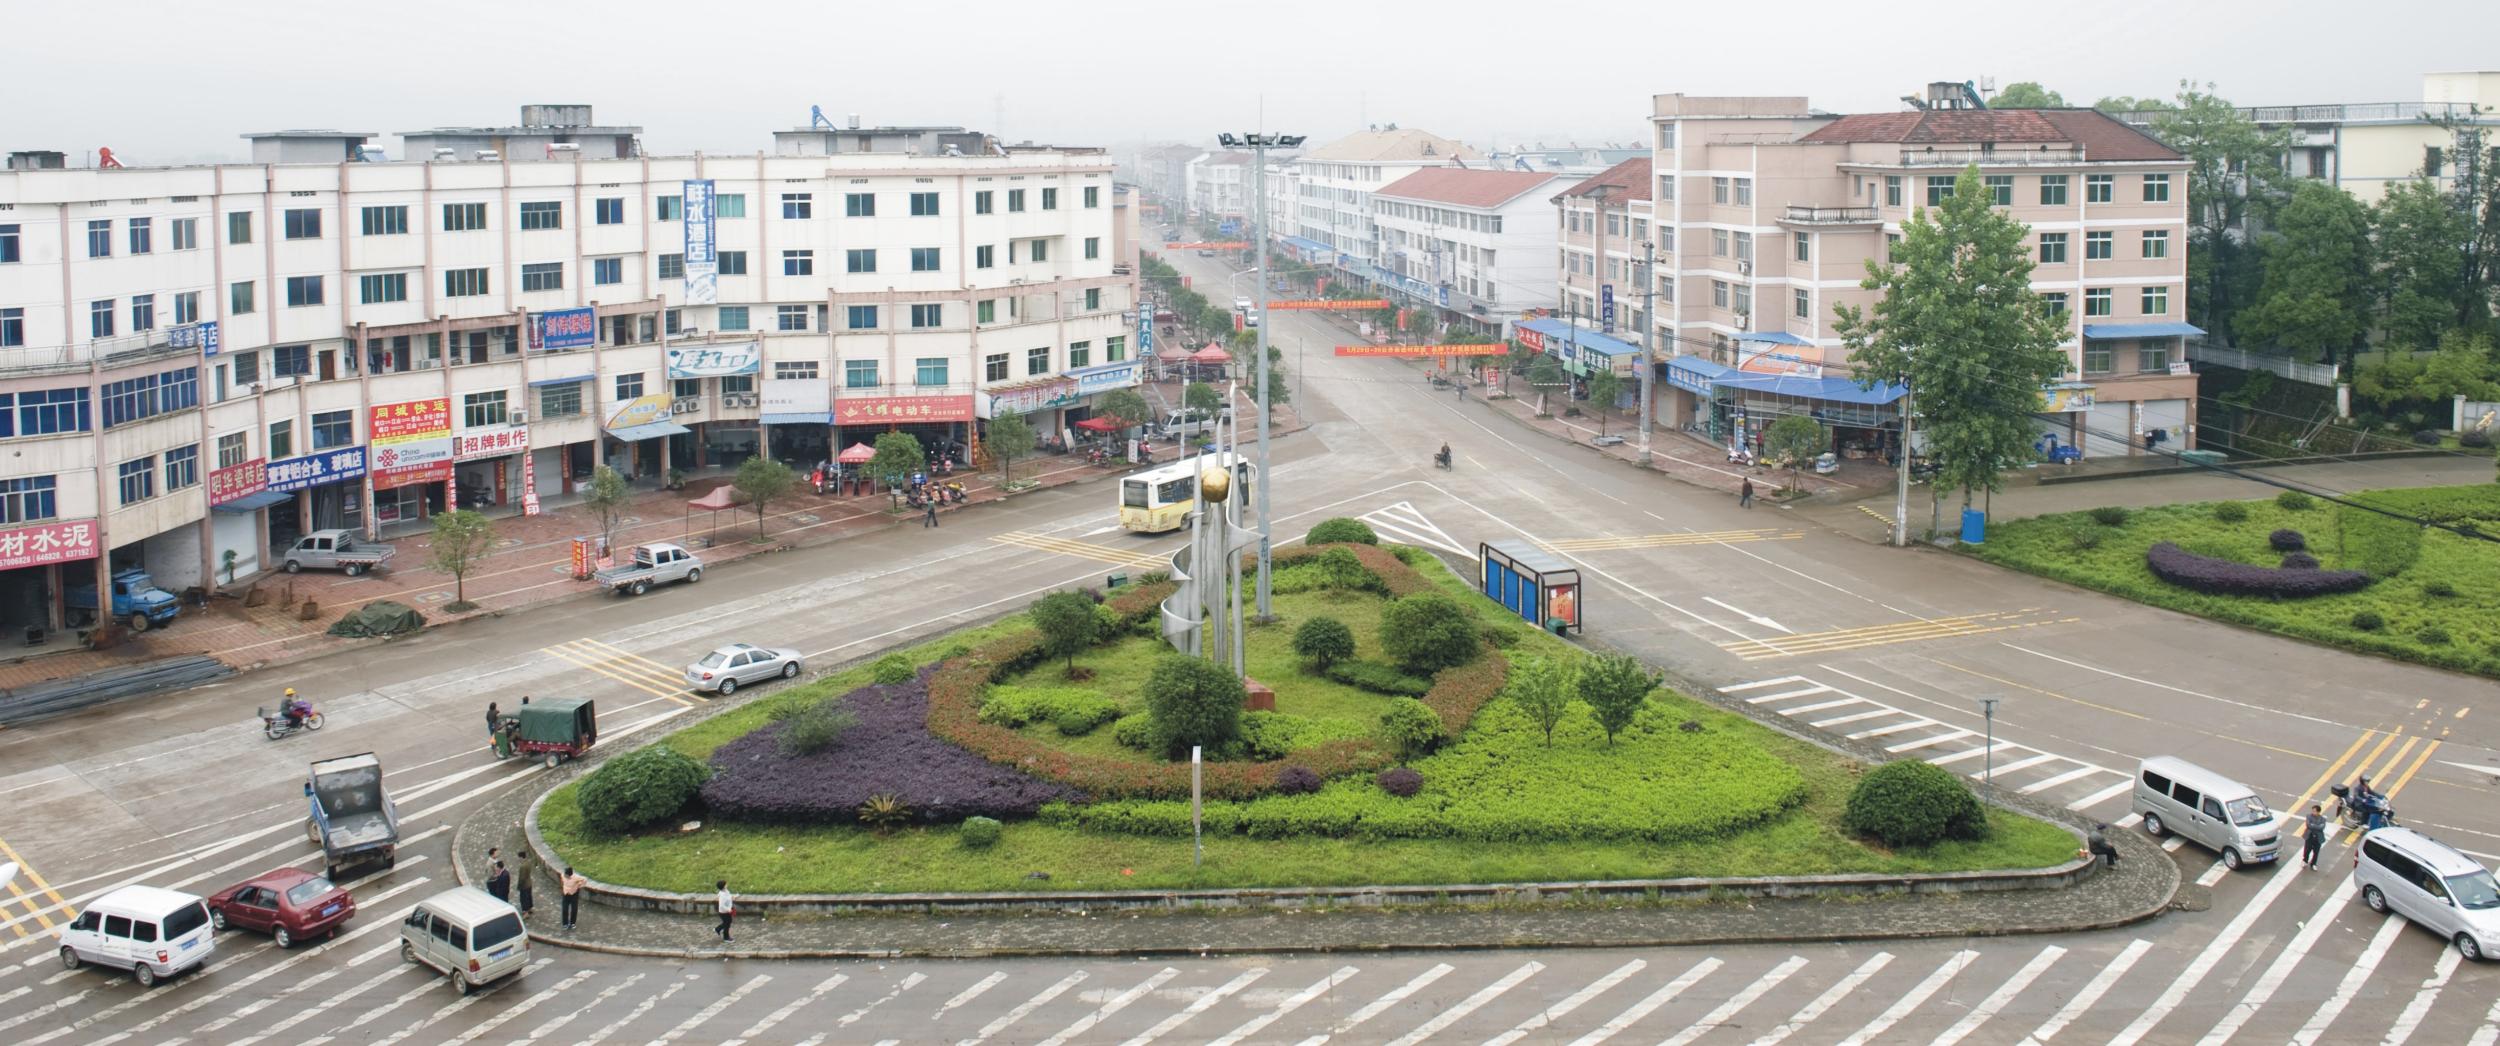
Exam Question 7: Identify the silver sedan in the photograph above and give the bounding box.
[684,643,804,695]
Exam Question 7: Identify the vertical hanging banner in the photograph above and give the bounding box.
[522,448,541,516]
[1601,284,1616,332]
[1136,301,1154,358]
[682,179,717,305]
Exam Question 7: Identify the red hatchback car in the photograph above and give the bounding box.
[207,869,354,948]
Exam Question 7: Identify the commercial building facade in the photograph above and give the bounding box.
[1285,128,1484,271]
[1369,169,1569,327]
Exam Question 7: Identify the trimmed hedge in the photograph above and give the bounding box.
[1324,658,1433,696]
[1377,767,1424,797]
[576,744,710,835]
[1305,518,1379,545]
[2269,529,2307,552]
[2145,542,2374,598]
[1379,593,1481,673]
[1843,760,1986,848]
[977,686,1122,732]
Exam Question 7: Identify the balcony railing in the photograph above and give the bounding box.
[0,330,207,379]
[1895,147,2087,166]
[1780,205,1879,224]
[2111,102,2494,129]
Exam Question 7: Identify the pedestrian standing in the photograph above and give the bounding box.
[923,497,940,528]
[484,846,499,884]
[515,858,535,917]
[486,860,511,903]
[484,701,500,741]
[1739,478,1755,509]
[714,880,735,942]
[560,867,586,929]
[2303,803,2329,869]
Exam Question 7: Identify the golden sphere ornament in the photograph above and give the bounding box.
[1199,466,1232,503]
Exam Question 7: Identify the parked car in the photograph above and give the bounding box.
[685,642,803,695]
[56,885,215,987]
[207,868,353,948]
[399,886,528,995]
[2355,826,2500,960]
[66,567,180,632]
[280,529,397,576]
[591,543,703,596]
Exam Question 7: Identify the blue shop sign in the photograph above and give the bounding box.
[266,447,369,493]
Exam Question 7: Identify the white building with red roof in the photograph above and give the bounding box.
[1370,168,1572,324]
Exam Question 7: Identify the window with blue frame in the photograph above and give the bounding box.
[116,458,155,505]
[99,368,200,428]
[0,388,92,438]
[0,476,56,523]
[163,445,199,491]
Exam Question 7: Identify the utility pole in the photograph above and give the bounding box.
[1218,130,1302,623]
[1894,383,1913,546]
[1637,237,1656,466]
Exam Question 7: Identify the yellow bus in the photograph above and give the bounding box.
[1118,452,1256,533]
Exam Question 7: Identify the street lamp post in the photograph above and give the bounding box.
[1218,130,1304,623]
[1637,238,1656,466]
[1979,697,2001,785]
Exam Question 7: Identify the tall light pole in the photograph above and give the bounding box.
[1219,130,1304,622]
[1979,697,2001,785]
[1637,237,1656,466]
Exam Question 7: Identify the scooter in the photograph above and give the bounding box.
[1433,450,1454,471]
[2329,784,2399,830]
[941,482,968,505]
[259,705,325,740]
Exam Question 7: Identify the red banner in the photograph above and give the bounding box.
[1266,300,1391,310]
[1517,327,1546,352]
[369,398,452,442]
[1333,344,1512,357]
[1162,242,1250,250]
[0,519,100,570]
[835,395,975,425]
[209,459,268,505]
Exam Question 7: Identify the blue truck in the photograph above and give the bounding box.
[67,568,182,632]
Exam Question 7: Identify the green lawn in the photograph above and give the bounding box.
[1974,485,2500,677]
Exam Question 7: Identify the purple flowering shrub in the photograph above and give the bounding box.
[2144,542,2373,598]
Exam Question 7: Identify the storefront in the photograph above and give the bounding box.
[368,398,455,532]
[760,377,833,469]
[2079,322,2203,458]
[451,423,532,514]
[601,394,690,482]
[1513,318,1638,385]
[1066,359,1144,436]
[1707,371,1907,462]
[208,457,277,578]
[0,519,102,636]
[667,341,762,472]
[834,393,975,466]
[980,376,1081,440]
[263,447,369,544]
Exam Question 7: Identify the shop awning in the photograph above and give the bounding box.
[1516,317,1636,357]
[528,373,592,388]
[1732,330,1811,346]
[1283,235,1333,255]
[1191,344,1233,363]
[1663,355,1738,394]
[1716,372,1908,406]
[2082,322,2206,339]
[761,412,832,425]
[212,490,293,513]
[1073,416,1124,432]
[605,421,691,442]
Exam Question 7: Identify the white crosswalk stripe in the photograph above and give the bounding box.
[1356,502,1472,559]
[526,970,646,1042]
[1034,967,1176,1046]
[648,972,771,1045]
[569,972,696,1046]
[959,969,1087,1046]
[1118,967,1266,1046]
[1727,672,2131,811]
[937,970,1007,1018]
[2385,947,2466,1045]
[1835,949,1975,1046]
[2291,913,2409,1045]
[724,973,845,1045]
[349,957,555,1046]
[1569,957,1722,1046]
[1930,945,2065,1046]
[444,968,597,1045]
[2110,860,2307,1046]
[2196,878,2358,1046]
[1291,963,1450,1046]
[1658,956,1806,1046]
[2020,939,2150,1044]
[1380,960,1540,1046]
[829,971,925,1033]
[226,955,421,1046]
[1483,958,1646,1046]
[1750,953,1889,1046]
[1207,966,1355,1046]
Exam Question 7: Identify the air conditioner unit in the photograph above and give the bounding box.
[1737,261,1752,276]
[1734,311,1752,331]
[510,410,527,424]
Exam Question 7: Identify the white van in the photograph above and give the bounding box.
[2131,756,2281,870]
[56,885,216,987]
[399,886,530,994]
[2354,826,2500,960]
[1160,408,1232,439]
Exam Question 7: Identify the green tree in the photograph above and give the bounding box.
[582,464,631,551]
[1836,165,2072,514]
[1259,363,1291,417]
[732,455,796,538]
[1575,653,1657,747]
[1184,381,1224,417]
[1291,616,1355,672]
[1991,81,2067,108]
[2373,178,2474,350]
[1096,388,1153,431]
[1503,339,1540,396]
[1142,653,1246,758]
[1506,655,1575,747]
[868,432,926,495]
[986,411,1036,486]
[2094,95,2176,114]
[2153,83,2294,345]
[1761,415,1827,492]
[1377,592,1479,674]
[1378,697,1443,763]
[2240,181,2376,367]
[426,509,496,609]
[2354,331,2500,408]
[1584,369,1624,436]
[2430,111,2500,333]
[1028,590,1098,677]
[1527,357,1568,416]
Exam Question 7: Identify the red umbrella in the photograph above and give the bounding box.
[836,442,876,464]
[1073,416,1123,432]
[1190,344,1232,363]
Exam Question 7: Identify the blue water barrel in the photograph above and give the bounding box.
[1960,508,1986,544]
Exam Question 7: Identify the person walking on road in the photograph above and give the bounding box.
[560,867,587,930]
[922,496,940,528]
[714,880,735,942]
[2303,804,2329,869]
[1739,478,1755,509]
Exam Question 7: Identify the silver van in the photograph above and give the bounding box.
[1160,408,1232,439]
[2355,826,2500,960]
[2131,756,2281,869]
[399,886,529,994]
[56,885,215,987]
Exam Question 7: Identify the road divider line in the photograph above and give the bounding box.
[574,637,684,676]
[2288,729,2378,840]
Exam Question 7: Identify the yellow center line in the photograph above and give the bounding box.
[3,881,38,936]
[573,637,684,676]
[1721,613,2009,648]
[544,646,693,705]
[1923,657,2150,721]
[0,835,64,932]
[2337,732,2417,844]
[2288,729,2377,838]
[2384,739,2443,803]
[1740,618,2074,659]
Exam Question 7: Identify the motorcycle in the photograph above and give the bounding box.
[259,705,325,740]
[941,482,968,505]
[1433,450,1454,471]
[2329,784,2399,830]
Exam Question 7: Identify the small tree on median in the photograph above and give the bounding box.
[426,509,496,610]
[1761,415,1827,492]
[986,411,1036,487]
[1291,616,1355,673]
[1143,653,1246,758]
[868,432,926,499]
[733,456,797,538]
[1506,655,1576,747]
[1029,590,1098,678]
[583,464,631,552]
[1585,369,1624,436]
[1576,653,1658,747]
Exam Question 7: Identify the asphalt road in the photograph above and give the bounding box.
[1,245,2497,1043]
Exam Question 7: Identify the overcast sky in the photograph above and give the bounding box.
[13,0,2498,164]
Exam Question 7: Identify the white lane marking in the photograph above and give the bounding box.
[1782,697,1863,716]
[570,972,697,1046]
[1034,967,1178,1046]
[1117,967,1266,1046]
[2113,813,2143,829]
[936,971,1008,1018]
[1658,956,1807,1046]
[2195,862,2233,887]
[2465,985,2500,1046]
[26,942,276,1044]
[1834,949,1975,1046]
[350,957,554,1046]
[1887,729,1977,751]
[2002,643,2347,729]
[2108,859,2307,1046]
[1748,952,1890,1046]
[2070,780,2137,810]
[724,973,846,1045]
[1206,966,1356,1046]
[2162,836,2188,853]
[1811,710,1898,728]
[1849,720,1935,740]
[226,957,425,1045]
[0,981,111,1036]
[1721,676,1806,692]
[1704,597,1791,633]
[1483,958,1646,1046]
[648,972,771,1045]
[115,878,433,1041]
[1290,963,1451,1046]
[2022,766,2105,794]
[1984,752,2063,778]
[835,971,926,1029]
[1567,957,1723,1046]
[525,970,646,1042]
[1379,960,1541,1046]
[1745,686,1836,705]
[194,937,396,1033]
[2289,913,2409,1045]
[2020,938,2152,1043]
[2383,946,2464,1045]
[958,969,1088,1046]
[1930,945,2067,1046]
[1929,742,2010,766]
[444,968,597,1045]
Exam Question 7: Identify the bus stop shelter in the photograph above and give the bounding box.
[1480,541,1581,635]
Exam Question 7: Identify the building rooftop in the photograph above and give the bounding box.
[1375,168,1563,209]
[1304,128,1484,165]
[400,123,644,136]
[1797,108,2180,162]
[1558,156,1653,202]
[240,129,376,139]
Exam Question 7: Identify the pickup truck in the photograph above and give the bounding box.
[590,542,703,596]
[66,568,181,632]
[304,753,398,881]
[280,529,397,576]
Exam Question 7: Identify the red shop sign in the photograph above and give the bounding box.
[209,459,269,505]
[834,395,974,425]
[0,519,101,570]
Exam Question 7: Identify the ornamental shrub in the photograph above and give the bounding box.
[1324,659,1434,696]
[1111,713,1157,752]
[1376,767,1424,798]
[2277,490,2316,511]
[1379,593,1479,674]
[1053,708,1107,736]
[2088,506,2130,526]
[1378,698,1443,762]
[1306,517,1378,545]
[1093,603,1131,641]
[576,744,709,835]
[2413,429,2443,446]
[959,816,1003,848]
[2350,610,2385,631]
[872,654,915,685]
[2424,579,2458,598]
[2462,429,2493,449]
[2144,542,2374,598]
[2067,528,2103,552]
[2279,551,2320,570]
[978,686,1122,731]
[2269,529,2307,552]
[1029,590,1099,676]
[1291,616,1356,672]
[1477,623,1521,649]
[2213,501,2250,523]
[1842,760,1987,848]
[2416,625,2452,645]
[1273,765,1324,795]
[1143,653,1246,757]
[776,702,858,756]
[1576,653,1659,747]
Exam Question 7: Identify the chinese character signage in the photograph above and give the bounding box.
[683,179,718,305]
[209,459,268,505]
[1136,302,1154,358]
[1601,284,1615,332]
[1073,361,1140,395]
[833,395,975,425]
[666,341,761,379]
[370,398,454,488]
[1265,299,1391,310]
[529,307,597,352]
[0,519,100,570]
[1516,327,1546,353]
[985,378,1075,417]
[1331,344,1510,357]
[265,447,368,493]
[455,425,531,460]
[168,321,221,356]
[605,393,675,431]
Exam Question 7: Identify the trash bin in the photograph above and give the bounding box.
[1960,507,1986,545]
[1106,573,1128,589]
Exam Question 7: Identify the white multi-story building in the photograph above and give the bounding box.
[1369,169,1569,324]
[1185,152,1252,221]
[1286,128,1483,270]
[0,118,1140,636]
[2112,71,2500,204]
